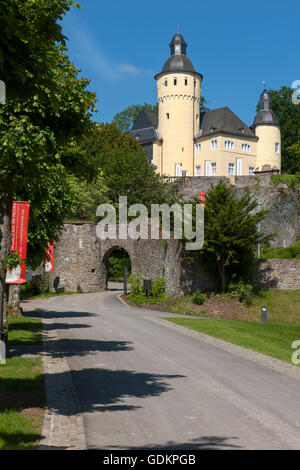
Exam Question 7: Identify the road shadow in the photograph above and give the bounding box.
[68,368,185,413]
[24,308,98,319]
[107,435,241,450]
[45,338,134,357]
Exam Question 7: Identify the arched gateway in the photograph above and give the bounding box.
[48,222,216,297]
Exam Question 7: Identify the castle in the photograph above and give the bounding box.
[130,32,281,177]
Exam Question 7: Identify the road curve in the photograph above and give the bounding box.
[26,289,300,450]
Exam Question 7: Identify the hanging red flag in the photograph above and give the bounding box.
[5,201,30,284]
[199,191,206,206]
[45,243,54,273]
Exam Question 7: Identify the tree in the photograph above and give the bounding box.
[0,48,96,332]
[65,172,110,221]
[198,183,270,292]
[269,86,300,173]
[112,103,158,132]
[98,148,179,210]
[0,0,81,100]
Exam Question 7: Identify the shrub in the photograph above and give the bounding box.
[20,274,48,299]
[151,277,166,300]
[227,279,254,306]
[192,291,206,305]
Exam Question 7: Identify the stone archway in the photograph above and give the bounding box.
[102,245,131,290]
[49,222,212,297]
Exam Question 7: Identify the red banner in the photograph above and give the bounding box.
[5,201,30,284]
[199,191,206,206]
[45,243,54,273]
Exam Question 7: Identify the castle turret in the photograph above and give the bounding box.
[154,32,203,176]
[252,89,281,172]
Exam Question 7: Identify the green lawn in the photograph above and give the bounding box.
[166,317,300,364]
[8,316,42,345]
[0,315,45,450]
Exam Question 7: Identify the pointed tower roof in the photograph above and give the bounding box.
[252,89,280,127]
[154,31,203,80]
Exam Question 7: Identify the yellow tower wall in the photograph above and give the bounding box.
[255,125,281,171]
[157,73,201,176]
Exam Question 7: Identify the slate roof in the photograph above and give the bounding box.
[252,90,280,127]
[196,107,257,140]
[130,109,161,143]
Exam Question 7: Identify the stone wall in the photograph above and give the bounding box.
[254,258,300,290]
[48,175,300,296]
[48,223,183,296]
[175,175,300,249]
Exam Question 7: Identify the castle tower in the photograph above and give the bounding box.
[252,90,281,172]
[154,32,203,176]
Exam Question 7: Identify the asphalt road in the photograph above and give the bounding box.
[32,286,300,450]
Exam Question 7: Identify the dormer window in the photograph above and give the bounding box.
[211,139,218,150]
[225,140,234,150]
[173,77,177,86]
[242,143,251,153]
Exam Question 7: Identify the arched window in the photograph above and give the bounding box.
[184,78,188,86]
[173,77,177,86]
[164,79,168,87]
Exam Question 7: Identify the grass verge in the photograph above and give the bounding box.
[165,317,300,365]
[0,315,45,450]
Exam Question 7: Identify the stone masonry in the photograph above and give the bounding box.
[48,175,300,296]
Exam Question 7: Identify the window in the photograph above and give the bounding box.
[181,170,188,177]
[164,79,168,87]
[166,113,170,119]
[211,139,218,150]
[205,161,211,176]
[242,143,251,153]
[184,78,188,86]
[237,158,242,176]
[275,143,280,154]
[175,163,182,177]
[195,165,201,176]
[195,143,201,153]
[173,77,177,86]
[228,163,235,175]
[249,167,255,175]
[211,162,216,175]
[225,140,234,150]
[175,44,180,53]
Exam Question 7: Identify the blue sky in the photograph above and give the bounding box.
[61,0,300,127]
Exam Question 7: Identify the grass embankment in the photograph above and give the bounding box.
[0,316,45,450]
[166,318,300,364]
[262,238,300,259]
[129,289,300,365]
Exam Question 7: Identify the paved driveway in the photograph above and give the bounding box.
[27,288,300,450]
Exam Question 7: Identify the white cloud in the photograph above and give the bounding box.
[63,16,151,81]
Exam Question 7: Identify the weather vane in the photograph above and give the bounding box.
[177,24,180,34]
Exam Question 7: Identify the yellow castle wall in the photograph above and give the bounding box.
[156,72,202,176]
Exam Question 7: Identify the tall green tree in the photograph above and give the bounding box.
[198,183,271,292]
[0,0,81,100]
[0,1,96,333]
[269,86,300,173]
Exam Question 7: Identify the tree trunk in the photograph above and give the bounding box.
[0,175,14,337]
[218,258,226,293]
[7,285,22,317]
